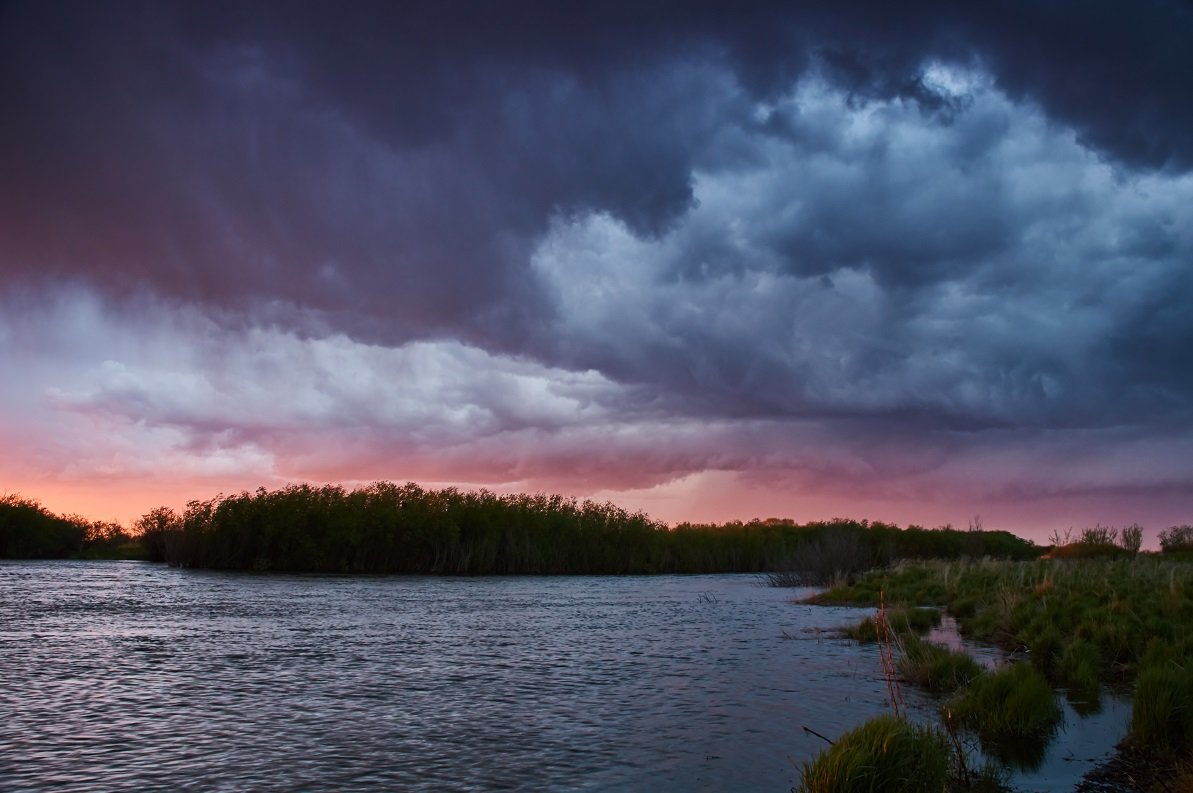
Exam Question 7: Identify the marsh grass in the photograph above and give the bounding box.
[1131,662,1193,753]
[817,557,1193,763]
[1058,638,1101,693]
[896,634,984,693]
[844,606,941,642]
[797,715,950,793]
[816,558,1193,681]
[944,662,1061,769]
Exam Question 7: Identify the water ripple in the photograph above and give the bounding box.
[2,561,908,792]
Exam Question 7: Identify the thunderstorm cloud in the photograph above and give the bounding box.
[2,1,1191,536]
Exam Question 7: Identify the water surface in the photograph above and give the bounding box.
[0,562,1128,791]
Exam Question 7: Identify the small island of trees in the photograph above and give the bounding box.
[5,481,1041,574]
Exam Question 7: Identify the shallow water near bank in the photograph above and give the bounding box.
[920,616,1131,792]
[1,562,1128,791]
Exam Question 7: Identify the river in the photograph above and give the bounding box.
[0,561,1127,791]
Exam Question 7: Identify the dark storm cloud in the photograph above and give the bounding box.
[2,0,1192,445]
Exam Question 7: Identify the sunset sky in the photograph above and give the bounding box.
[2,1,1191,542]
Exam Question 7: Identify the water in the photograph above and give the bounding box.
[0,562,1130,792]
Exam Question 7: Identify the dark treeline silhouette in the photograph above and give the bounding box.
[0,494,139,559]
[130,482,1041,574]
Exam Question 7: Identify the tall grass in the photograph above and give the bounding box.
[944,662,1061,768]
[816,557,1193,759]
[896,634,984,693]
[844,606,941,642]
[797,715,950,793]
[1131,662,1193,753]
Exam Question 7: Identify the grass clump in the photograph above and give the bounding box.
[1131,662,1193,754]
[944,663,1059,753]
[897,635,984,693]
[798,715,949,793]
[844,606,941,642]
[1057,638,1101,693]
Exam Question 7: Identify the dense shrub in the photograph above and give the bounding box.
[0,495,86,558]
[138,484,1041,574]
[1160,525,1193,553]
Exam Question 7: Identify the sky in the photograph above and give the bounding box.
[2,1,1191,542]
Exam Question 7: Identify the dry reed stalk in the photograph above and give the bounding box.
[875,589,906,719]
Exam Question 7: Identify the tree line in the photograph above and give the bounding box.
[22,482,1185,574]
[130,482,1040,574]
[0,494,141,559]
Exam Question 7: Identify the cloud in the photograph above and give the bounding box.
[2,2,1191,534]
[531,68,1193,433]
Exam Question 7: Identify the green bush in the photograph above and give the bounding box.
[798,715,949,793]
[1160,525,1193,553]
[0,495,87,558]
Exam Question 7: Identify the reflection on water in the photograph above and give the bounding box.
[0,562,1130,791]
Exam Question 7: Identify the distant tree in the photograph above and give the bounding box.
[1159,525,1193,553]
[1119,524,1144,557]
[0,494,86,558]
[1048,527,1073,547]
[1079,525,1119,546]
[134,506,180,562]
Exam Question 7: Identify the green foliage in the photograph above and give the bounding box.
[0,494,146,559]
[768,522,1038,586]
[1131,662,1193,753]
[896,635,983,693]
[0,495,86,558]
[845,606,941,642]
[1160,525,1193,554]
[1057,639,1101,694]
[136,485,1041,575]
[817,557,1193,776]
[1119,524,1144,556]
[816,558,1193,688]
[944,662,1061,769]
[813,560,950,605]
[145,483,795,574]
[797,715,950,793]
[133,506,179,563]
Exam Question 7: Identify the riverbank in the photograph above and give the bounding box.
[797,557,1193,792]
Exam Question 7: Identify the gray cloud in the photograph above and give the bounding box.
[2,0,1192,531]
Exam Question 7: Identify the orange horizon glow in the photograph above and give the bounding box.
[6,467,1188,551]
